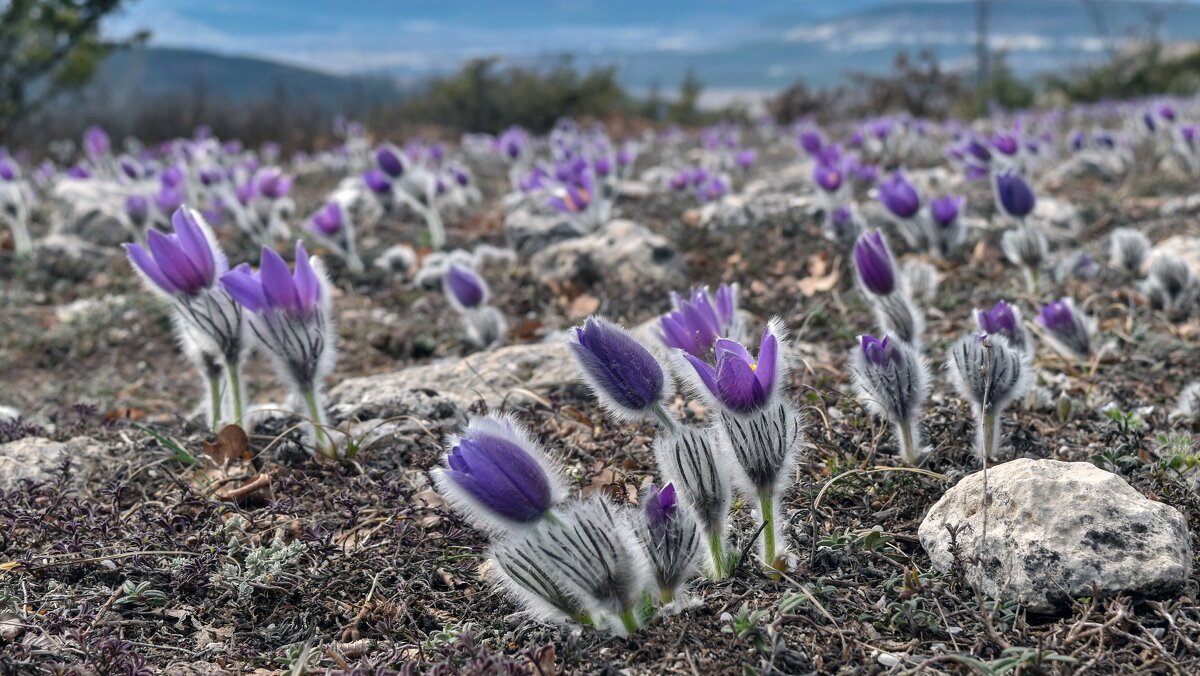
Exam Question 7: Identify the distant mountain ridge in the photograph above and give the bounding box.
[74,1,1200,111]
[67,47,403,111]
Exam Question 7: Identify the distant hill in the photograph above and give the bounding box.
[63,46,404,111]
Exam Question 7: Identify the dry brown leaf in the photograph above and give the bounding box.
[797,252,841,297]
[201,425,249,468]
[568,294,600,318]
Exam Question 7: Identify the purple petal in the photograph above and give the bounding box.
[292,241,320,318]
[715,354,765,413]
[147,230,206,294]
[125,243,179,295]
[755,330,778,394]
[171,208,215,285]
[220,264,266,313]
[259,246,300,315]
[682,352,720,400]
[714,338,753,365]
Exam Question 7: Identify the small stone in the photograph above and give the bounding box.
[328,341,580,420]
[0,436,111,490]
[919,458,1192,613]
[529,219,685,291]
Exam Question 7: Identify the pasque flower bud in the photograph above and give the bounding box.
[634,483,702,604]
[947,332,1032,461]
[1035,298,1093,361]
[1109,228,1151,278]
[850,334,930,465]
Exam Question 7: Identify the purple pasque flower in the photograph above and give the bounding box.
[125,207,226,297]
[309,202,343,236]
[854,230,897,296]
[434,414,564,530]
[84,125,110,157]
[734,148,757,170]
[991,133,1019,156]
[593,156,612,177]
[930,195,963,227]
[1035,298,1091,360]
[657,284,739,359]
[161,165,186,189]
[255,168,293,199]
[813,162,843,193]
[547,180,591,214]
[680,324,781,415]
[964,136,992,164]
[0,157,18,181]
[124,195,150,226]
[994,169,1036,219]
[798,131,823,155]
[852,162,880,185]
[700,177,728,201]
[363,168,393,195]
[375,143,406,178]
[568,316,671,421]
[975,300,1029,352]
[877,170,921,219]
[155,184,184,213]
[66,165,91,179]
[860,334,899,367]
[644,482,678,527]
[444,263,488,310]
[221,241,322,320]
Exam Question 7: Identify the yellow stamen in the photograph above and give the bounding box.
[749,363,758,371]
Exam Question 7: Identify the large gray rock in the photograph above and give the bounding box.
[328,341,578,421]
[504,206,583,257]
[697,192,816,230]
[919,458,1192,613]
[529,219,685,290]
[0,436,110,490]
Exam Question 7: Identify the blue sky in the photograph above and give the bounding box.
[105,0,884,73]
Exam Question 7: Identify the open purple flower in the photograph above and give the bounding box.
[854,230,897,296]
[995,170,1036,219]
[878,170,921,219]
[991,133,1019,156]
[813,163,843,193]
[161,165,186,189]
[735,149,757,169]
[222,242,321,320]
[434,415,564,531]
[222,241,337,455]
[657,284,739,359]
[256,168,293,200]
[126,208,224,297]
[568,316,671,422]
[547,182,591,214]
[680,326,779,415]
[125,208,246,430]
[309,203,343,237]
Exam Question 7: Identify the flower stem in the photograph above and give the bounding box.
[980,411,998,461]
[226,361,244,426]
[207,374,222,435]
[760,493,783,573]
[618,608,639,635]
[660,588,675,605]
[303,390,335,459]
[652,403,678,433]
[707,527,728,580]
[1024,266,1039,295]
[897,419,920,465]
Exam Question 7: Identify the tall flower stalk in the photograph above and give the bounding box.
[221,242,339,458]
[675,319,801,572]
[125,207,249,431]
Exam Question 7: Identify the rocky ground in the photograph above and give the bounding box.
[1,147,1199,675]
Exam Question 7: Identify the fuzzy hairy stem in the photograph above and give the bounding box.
[618,608,639,634]
[759,493,783,573]
[652,403,678,433]
[207,374,222,435]
[226,361,245,426]
[980,411,1000,461]
[897,418,921,465]
[303,390,336,460]
[707,527,729,581]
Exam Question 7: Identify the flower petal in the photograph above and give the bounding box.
[125,242,179,295]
